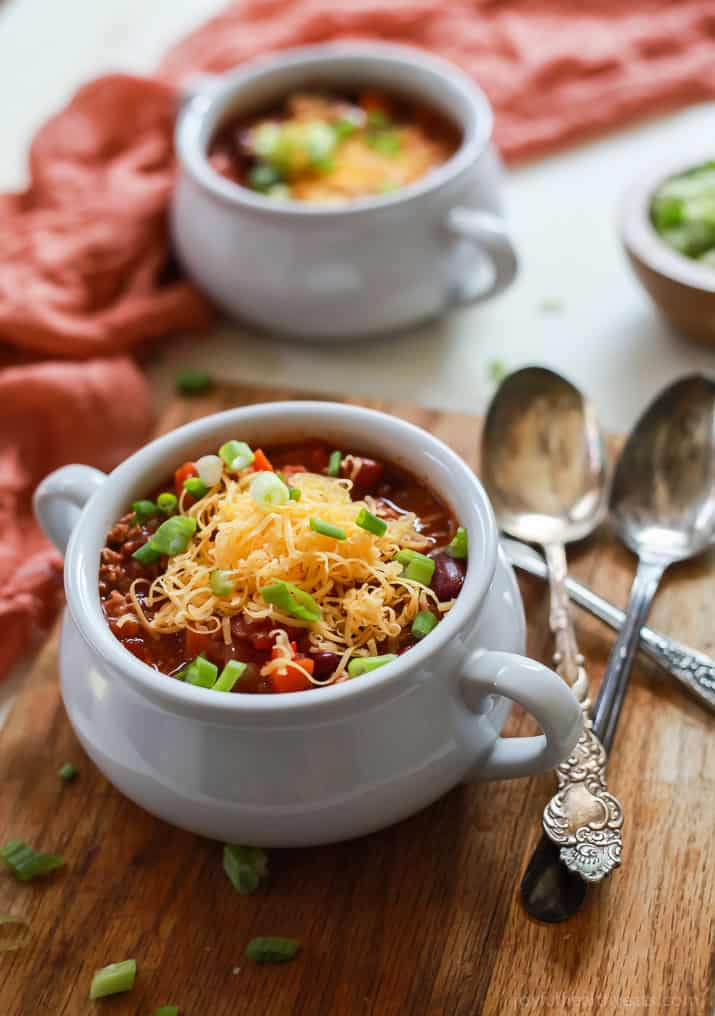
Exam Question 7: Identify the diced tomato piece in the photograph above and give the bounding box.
[272,640,298,660]
[359,89,389,114]
[252,449,274,472]
[269,658,314,693]
[250,633,274,651]
[185,628,220,661]
[174,461,198,495]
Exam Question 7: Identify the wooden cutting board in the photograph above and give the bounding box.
[1,384,713,1016]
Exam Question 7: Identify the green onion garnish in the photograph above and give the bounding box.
[245,936,300,964]
[355,507,387,536]
[327,450,342,477]
[411,611,438,639]
[395,549,435,586]
[445,526,468,559]
[250,472,289,508]
[183,476,208,500]
[289,487,302,501]
[152,1008,179,1016]
[310,517,347,540]
[219,440,254,472]
[334,118,357,141]
[210,569,235,597]
[347,654,398,678]
[132,500,157,524]
[366,129,401,156]
[148,515,197,556]
[260,581,321,622]
[0,841,64,881]
[367,110,390,128]
[223,844,268,895]
[249,163,282,193]
[157,492,178,514]
[89,959,136,999]
[131,541,162,565]
[176,369,212,395]
[213,660,246,693]
[185,655,218,689]
[58,762,78,782]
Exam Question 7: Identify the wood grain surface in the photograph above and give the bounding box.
[1,384,713,1016]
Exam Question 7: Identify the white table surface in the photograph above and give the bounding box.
[1,0,713,723]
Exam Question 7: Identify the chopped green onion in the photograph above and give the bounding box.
[183,476,209,500]
[249,163,282,193]
[224,844,268,895]
[213,660,246,693]
[334,118,357,141]
[289,487,302,501]
[395,549,436,586]
[210,569,235,597]
[366,129,401,156]
[152,1008,179,1016]
[355,507,387,536]
[367,110,390,128]
[176,369,212,395]
[250,472,289,508]
[245,936,300,964]
[157,492,178,514]
[411,611,438,639]
[132,500,156,524]
[347,654,398,678]
[0,913,30,953]
[305,122,338,168]
[0,840,64,881]
[445,526,468,559]
[327,450,342,476]
[260,581,321,622]
[58,762,78,782]
[196,454,223,487]
[131,541,162,565]
[310,517,347,540]
[89,959,136,999]
[219,440,254,472]
[185,655,218,689]
[149,515,197,556]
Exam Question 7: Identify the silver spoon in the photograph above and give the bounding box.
[482,367,624,894]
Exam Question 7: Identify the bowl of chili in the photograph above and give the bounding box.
[35,401,580,845]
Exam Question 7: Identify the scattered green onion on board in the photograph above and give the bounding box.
[89,959,136,999]
[327,450,342,476]
[183,476,209,500]
[487,359,508,384]
[210,570,235,597]
[411,611,438,640]
[0,841,64,882]
[245,936,300,964]
[132,500,157,525]
[152,1008,179,1016]
[58,762,78,782]
[223,844,268,895]
[355,507,387,537]
[310,517,347,540]
[184,655,218,689]
[347,654,398,678]
[219,440,255,472]
[250,472,290,508]
[213,660,246,693]
[445,526,468,560]
[157,492,178,514]
[176,369,212,396]
[260,581,321,623]
[395,549,436,586]
[0,913,30,953]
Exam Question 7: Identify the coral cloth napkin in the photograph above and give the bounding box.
[3,0,715,676]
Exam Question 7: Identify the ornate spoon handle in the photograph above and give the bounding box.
[541,544,623,882]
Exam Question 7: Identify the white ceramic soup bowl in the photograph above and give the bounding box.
[171,43,518,339]
[35,402,581,846]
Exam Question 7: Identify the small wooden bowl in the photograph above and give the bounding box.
[620,154,715,348]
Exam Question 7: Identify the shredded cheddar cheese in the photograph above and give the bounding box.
[129,470,448,659]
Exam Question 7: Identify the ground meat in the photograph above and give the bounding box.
[99,511,163,595]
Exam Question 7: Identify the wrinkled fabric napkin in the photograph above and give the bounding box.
[4,0,715,677]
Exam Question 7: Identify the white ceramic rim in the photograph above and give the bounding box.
[620,149,715,294]
[174,41,493,219]
[64,402,497,719]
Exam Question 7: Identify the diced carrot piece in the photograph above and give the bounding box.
[174,461,198,495]
[252,449,274,472]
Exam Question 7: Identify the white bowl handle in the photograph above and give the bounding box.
[446,207,518,305]
[34,465,107,554]
[461,649,582,780]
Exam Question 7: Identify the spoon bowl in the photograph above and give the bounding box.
[610,375,715,565]
[481,367,608,545]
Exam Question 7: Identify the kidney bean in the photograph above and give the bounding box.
[311,651,341,678]
[341,456,384,493]
[430,552,466,601]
